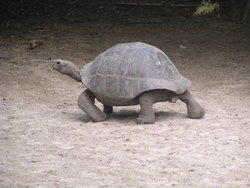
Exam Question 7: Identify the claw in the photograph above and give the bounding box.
[136,115,155,124]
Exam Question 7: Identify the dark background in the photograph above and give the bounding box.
[0,0,249,25]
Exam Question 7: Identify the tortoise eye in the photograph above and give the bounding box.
[56,61,60,65]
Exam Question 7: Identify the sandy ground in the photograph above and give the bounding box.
[0,5,250,187]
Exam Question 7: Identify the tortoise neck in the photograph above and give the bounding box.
[69,68,81,82]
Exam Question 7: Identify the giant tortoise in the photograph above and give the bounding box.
[53,42,205,124]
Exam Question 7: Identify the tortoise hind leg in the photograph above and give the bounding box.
[78,89,106,122]
[179,90,205,119]
[103,105,113,114]
[137,92,155,124]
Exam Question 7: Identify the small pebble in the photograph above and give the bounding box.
[179,44,187,49]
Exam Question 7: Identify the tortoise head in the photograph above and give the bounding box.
[53,59,73,74]
[53,59,81,82]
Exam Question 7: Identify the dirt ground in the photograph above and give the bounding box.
[0,4,250,187]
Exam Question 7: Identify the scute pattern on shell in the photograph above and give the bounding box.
[80,42,191,100]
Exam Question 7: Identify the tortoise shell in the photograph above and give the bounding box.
[80,42,191,100]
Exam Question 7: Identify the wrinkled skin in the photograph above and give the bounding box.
[53,59,205,124]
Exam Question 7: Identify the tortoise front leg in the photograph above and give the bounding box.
[78,89,106,122]
[179,90,205,119]
[103,105,113,114]
[137,92,155,124]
